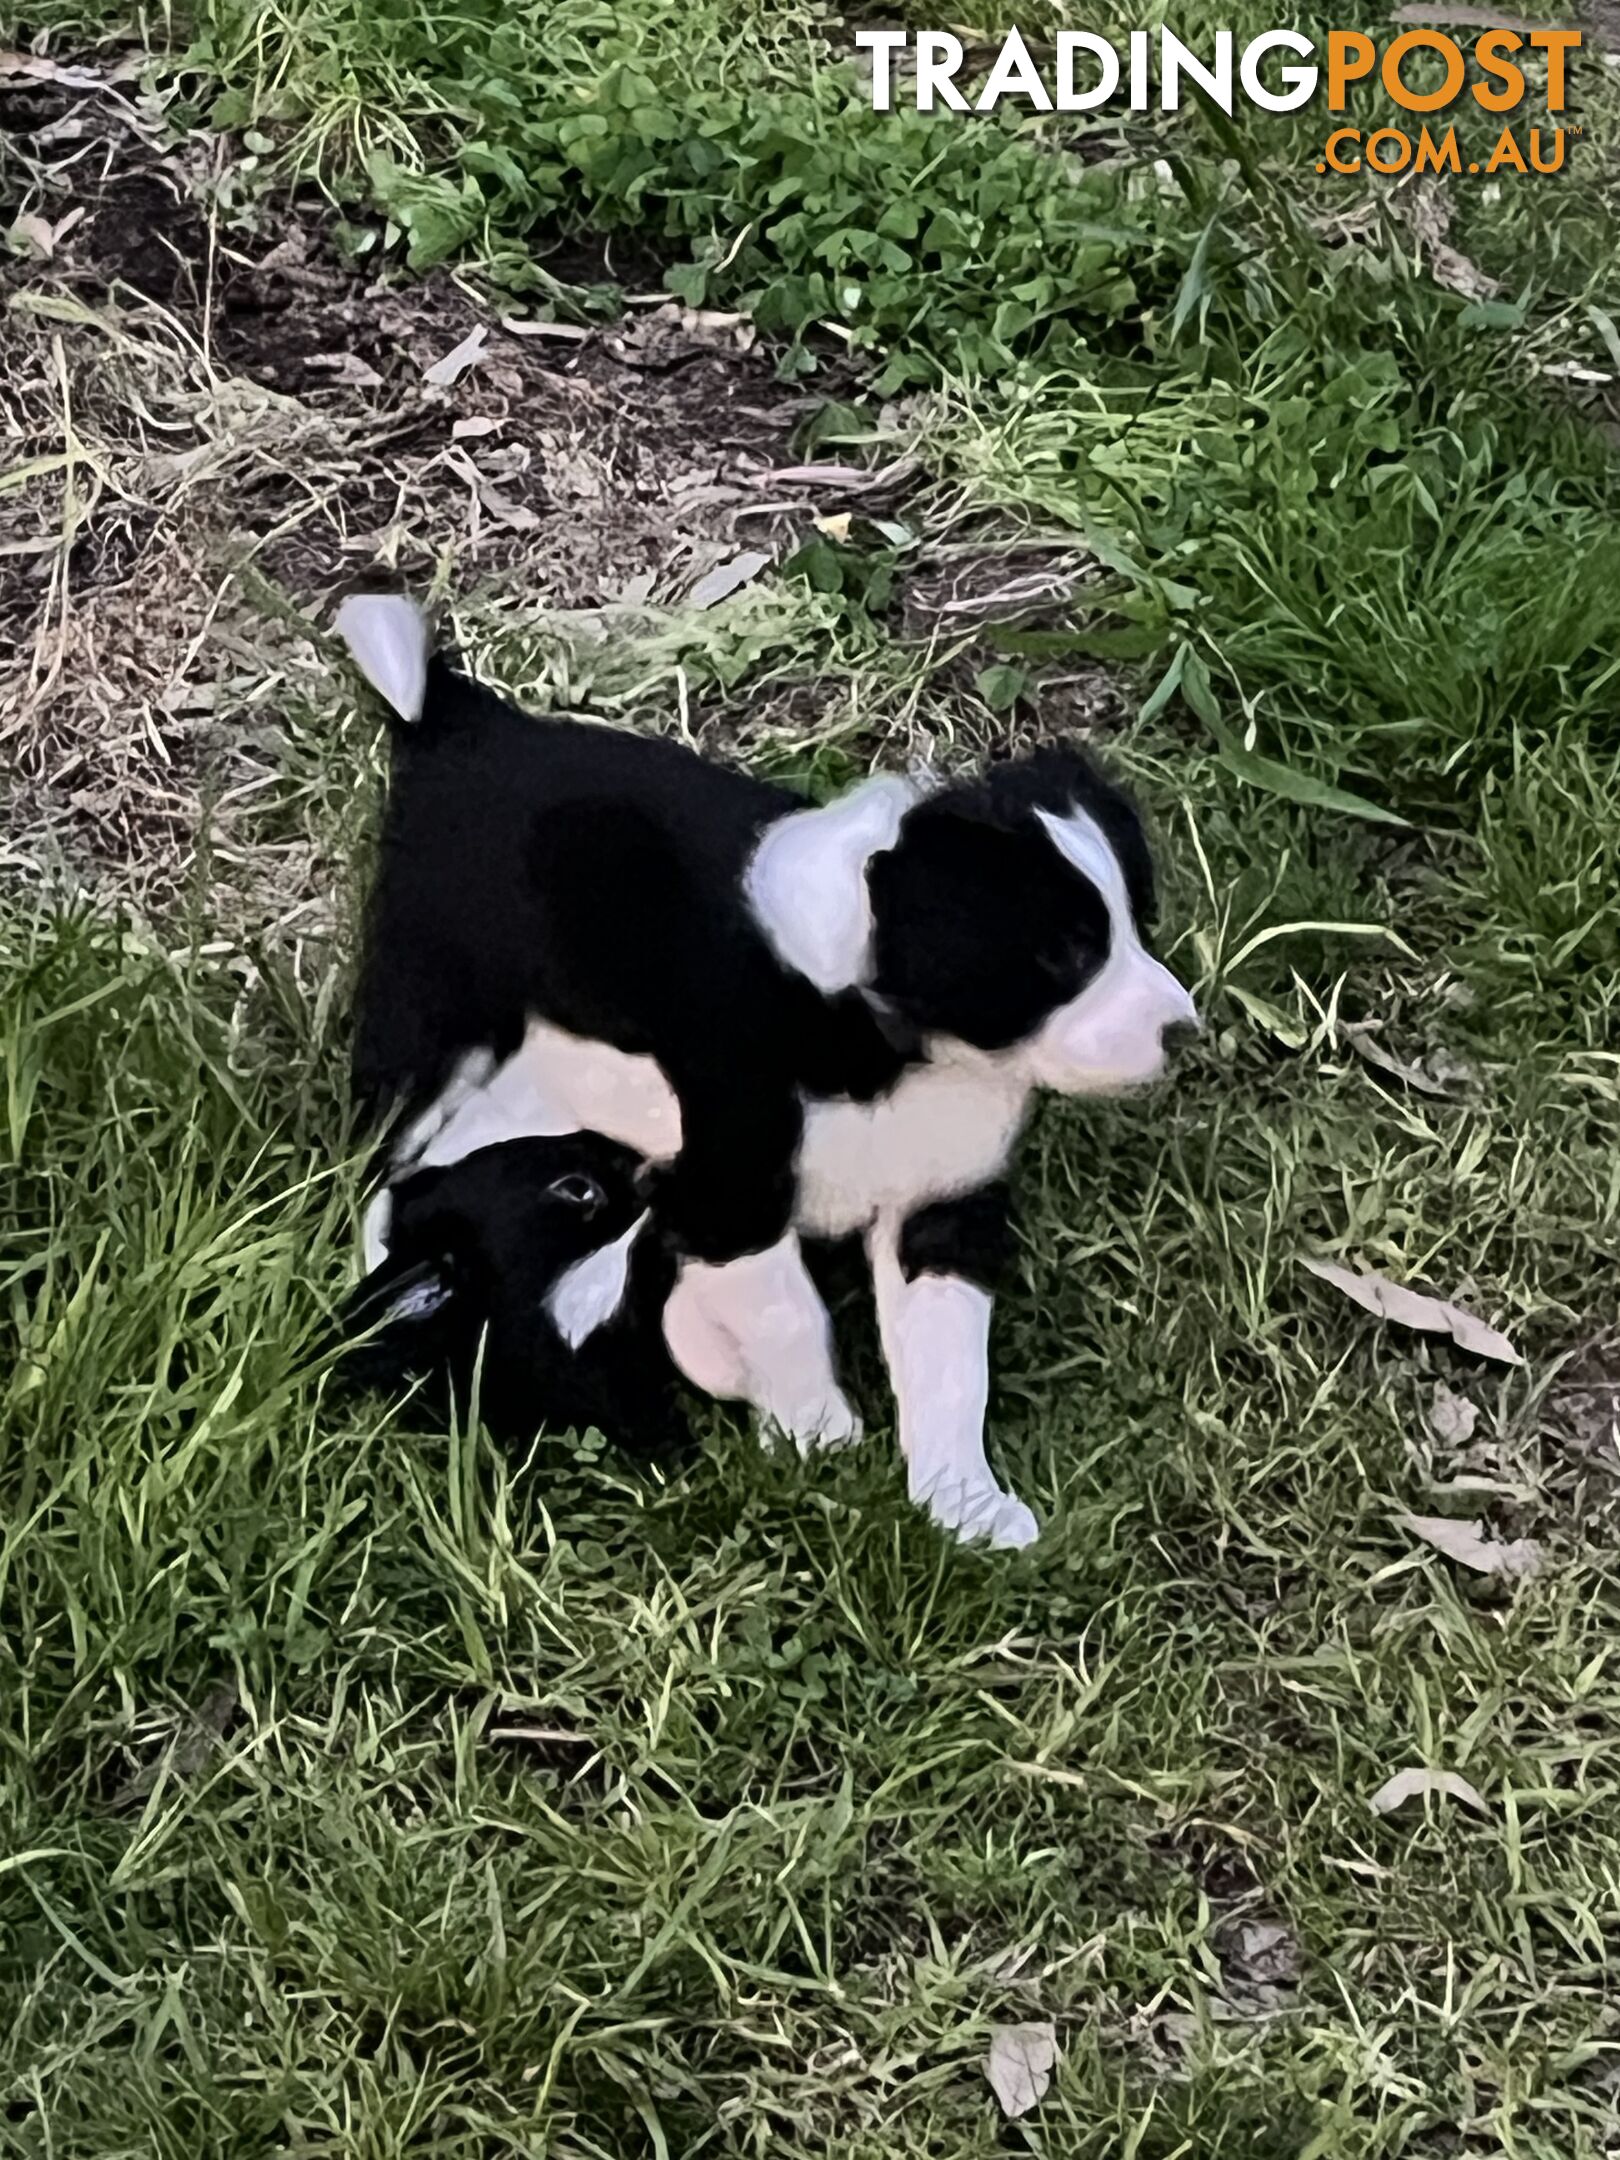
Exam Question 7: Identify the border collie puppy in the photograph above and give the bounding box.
[338,596,1196,1549]
[339,1130,683,1453]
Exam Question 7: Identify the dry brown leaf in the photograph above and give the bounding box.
[763,461,874,488]
[500,316,592,341]
[1371,1766,1488,1816]
[985,2022,1059,2118]
[7,208,81,259]
[677,306,756,350]
[1427,242,1501,303]
[451,415,502,440]
[0,52,108,87]
[687,549,771,610]
[1397,1513,1543,1578]
[1390,5,1573,26]
[815,512,853,541]
[1388,176,1501,305]
[8,214,59,259]
[422,325,488,387]
[308,352,384,388]
[476,483,540,532]
[1428,1381,1479,1446]
[1301,1258,1523,1365]
[1343,1023,1453,1096]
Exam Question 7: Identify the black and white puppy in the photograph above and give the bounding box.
[339,1130,683,1453]
[338,595,1197,1548]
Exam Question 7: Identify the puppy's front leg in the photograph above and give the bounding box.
[663,1235,861,1453]
[868,1200,1038,1551]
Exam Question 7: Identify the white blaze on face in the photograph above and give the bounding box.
[544,1210,650,1349]
[1026,805,1198,1094]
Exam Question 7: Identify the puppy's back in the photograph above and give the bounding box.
[334,593,802,1125]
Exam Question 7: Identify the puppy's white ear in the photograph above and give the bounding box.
[335,594,430,723]
[745,775,917,993]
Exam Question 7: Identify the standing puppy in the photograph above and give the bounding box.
[339,597,1196,1548]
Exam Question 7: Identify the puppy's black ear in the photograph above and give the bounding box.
[331,1256,457,1400]
[346,1257,453,1333]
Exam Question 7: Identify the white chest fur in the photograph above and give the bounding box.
[794,1054,1030,1240]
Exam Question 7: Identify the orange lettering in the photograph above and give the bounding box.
[1381,29,1465,112]
[1413,124,1461,173]
[1472,29,1524,113]
[1327,31,1376,109]
[1528,29,1580,109]
[1323,126,1363,172]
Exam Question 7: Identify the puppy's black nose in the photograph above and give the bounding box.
[1161,1017,1202,1054]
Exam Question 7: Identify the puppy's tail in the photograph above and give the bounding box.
[335,593,433,727]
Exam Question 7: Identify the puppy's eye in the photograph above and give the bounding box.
[548,1172,606,1212]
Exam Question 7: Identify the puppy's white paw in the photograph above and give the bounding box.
[798,1390,864,1456]
[915,1472,1040,1551]
[759,1390,864,1457]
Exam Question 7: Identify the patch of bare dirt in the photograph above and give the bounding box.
[2,51,1120,927]
[0,61,830,922]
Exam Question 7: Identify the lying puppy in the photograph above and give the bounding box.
[340,1129,683,1454]
[338,595,1197,1548]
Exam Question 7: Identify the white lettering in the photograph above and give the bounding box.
[1056,31,1120,111]
[1129,28,1151,108]
[1161,29,1234,113]
[1240,30,1318,112]
[916,30,968,112]
[976,27,1053,110]
[856,29,908,113]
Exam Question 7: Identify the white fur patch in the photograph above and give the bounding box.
[1028,804,1198,1095]
[544,1210,649,1349]
[381,1271,452,1324]
[394,1046,498,1169]
[408,1020,682,1174]
[660,1268,753,1400]
[744,775,917,994]
[796,1048,1029,1240]
[361,1189,393,1271]
[336,594,430,723]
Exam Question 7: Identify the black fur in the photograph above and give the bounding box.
[898,1182,1016,1292]
[869,748,1152,1051]
[334,1132,682,1451]
[355,660,908,1263]
[353,660,1151,1270]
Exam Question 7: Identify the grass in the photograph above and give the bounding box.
[3,0,1620,2153]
